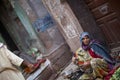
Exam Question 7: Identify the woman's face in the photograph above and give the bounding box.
[82,35,90,45]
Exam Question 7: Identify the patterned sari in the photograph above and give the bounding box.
[74,48,111,80]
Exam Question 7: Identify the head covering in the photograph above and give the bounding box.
[80,32,99,50]
[80,32,90,50]
[80,32,90,43]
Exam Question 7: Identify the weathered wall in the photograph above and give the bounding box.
[42,0,84,52]
[12,0,46,53]
[0,0,28,51]
[28,0,66,56]
[25,0,72,74]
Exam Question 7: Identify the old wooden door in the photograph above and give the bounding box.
[85,0,120,49]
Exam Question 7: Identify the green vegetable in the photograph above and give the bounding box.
[110,67,120,80]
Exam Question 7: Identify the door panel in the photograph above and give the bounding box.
[99,24,113,44]
[91,3,114,19]
[87,0,108,10]
[106,19,120,42]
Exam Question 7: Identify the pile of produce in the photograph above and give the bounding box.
[110,67,120,80]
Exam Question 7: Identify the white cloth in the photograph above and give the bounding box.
[0,43,25,80]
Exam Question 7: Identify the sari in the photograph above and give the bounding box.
[74,48,111,79]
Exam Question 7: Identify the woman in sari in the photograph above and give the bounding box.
[72,32,115,80]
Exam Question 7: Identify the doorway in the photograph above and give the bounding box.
[67,0,120,49]
[0,21,18,51]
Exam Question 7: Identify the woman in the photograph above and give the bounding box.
[73,32,115,80]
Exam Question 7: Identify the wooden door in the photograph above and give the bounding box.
[85,0,120,49]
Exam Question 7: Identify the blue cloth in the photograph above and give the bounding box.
[90,43,114,64]
[80,32,90,43]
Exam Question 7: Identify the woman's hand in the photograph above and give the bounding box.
[72,57,79,65]
[84,61,90,66]
[81,61,90,70]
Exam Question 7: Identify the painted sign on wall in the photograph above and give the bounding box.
[63,24,78,39]
[33,14,54,32]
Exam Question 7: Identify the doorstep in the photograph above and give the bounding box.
[56,62,78,80]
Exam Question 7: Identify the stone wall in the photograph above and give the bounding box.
[42,0,84,52]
